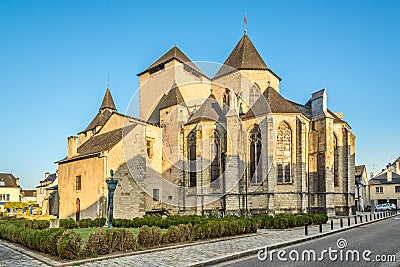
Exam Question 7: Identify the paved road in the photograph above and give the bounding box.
[0,243,48,267]
[218,216,400,267]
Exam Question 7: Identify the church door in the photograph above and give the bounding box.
[76,198,80,221]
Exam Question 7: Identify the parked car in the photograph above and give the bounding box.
[375,203,391,212]
[388,203,397,210]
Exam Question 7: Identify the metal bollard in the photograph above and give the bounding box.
[365,215,368,222]
[354,216,357,224]
[331,220,334,230]
[319,223,322,233]
[360,215,363,223]
[348,217,351,226]
[370,214,372,221]
[340,218,343,228]
[305,224,308,236]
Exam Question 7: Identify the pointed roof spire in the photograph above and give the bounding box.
[100,88,117,111]
[138,45,203,76]
[187,93,226,124]
[214,33,269,78]
[160,82,186,109]
[224,33,268,70]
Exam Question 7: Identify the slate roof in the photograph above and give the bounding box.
[77,125,135,156]
[138,45,203,76]
[81,108,114,133]
[100,88,117,111]
[160,83,186,110]
[21,190,36,197]
[215,33,280,79]
[0,173,20,187]
[243,86,300,119]
[81,88,117,133]
[44,173,57,182]
[187,94,226,124]
[287,100,312,119]
[355,165,366,177]
[369,176,400,185]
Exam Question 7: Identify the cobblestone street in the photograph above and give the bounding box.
[0,243,48,267]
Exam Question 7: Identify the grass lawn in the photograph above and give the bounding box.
[71,227,167,246]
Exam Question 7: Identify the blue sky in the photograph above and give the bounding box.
[1,0,400,188]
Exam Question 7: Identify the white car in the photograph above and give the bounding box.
[375,203,391,211]
[388,203,397,210]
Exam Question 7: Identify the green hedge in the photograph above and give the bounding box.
[0,218,49,230]
[0,213,329,259]
[85,229,137,255]
[59,218,106,229]
[0,223,67,257]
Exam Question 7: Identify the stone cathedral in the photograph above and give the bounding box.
[58,33,355,220]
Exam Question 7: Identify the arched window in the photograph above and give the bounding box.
[249,124,262,184]
[334,134,339,186]
[277,122,292,183]
[210,131,221,187]
[249,84,261,106]
[188,132,196,187]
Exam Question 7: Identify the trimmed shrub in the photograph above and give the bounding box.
[92,218,106,227]
[109,229,137,252]
[39,228,65,255]
[192,223,209,240]
[78,218,92,228]
[272,217,289,229]
[320,214,328,224]
[60,218,79,229]
[178,224,192,242]
[312,214,322,224]
[85,230,110,255]
[57,231,82,260]
[25,219,50,230]
[295,215,307,226]
[162,225,181,244]
[137,226,162,248]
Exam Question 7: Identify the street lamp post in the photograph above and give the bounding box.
[106,169,118,229]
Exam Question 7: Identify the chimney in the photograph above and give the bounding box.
[45,172,50,178]
[370,172,374,178]
[387,169,392,182]
[15,178,20,187]
[311,89,328,119]
[68,136,78,158]
[334,112,344,120]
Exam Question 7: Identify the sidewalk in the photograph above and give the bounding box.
[0,211,397,267]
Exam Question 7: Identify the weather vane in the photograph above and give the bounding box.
[244,12,248,33]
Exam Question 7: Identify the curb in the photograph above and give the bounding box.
[190,213,399,267]
[0,212,397,266]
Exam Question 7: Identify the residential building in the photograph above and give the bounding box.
[20,189,37,203]
[369,158,400,208]
[36,172,58,215]
[0,173,21,212]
